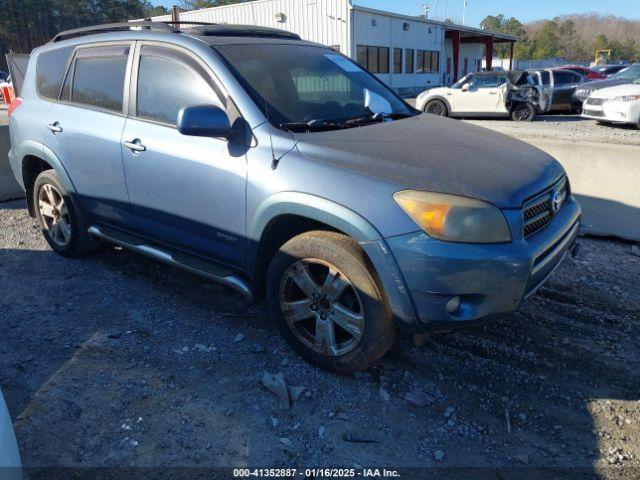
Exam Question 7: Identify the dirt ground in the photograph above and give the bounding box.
[1,198,639,480]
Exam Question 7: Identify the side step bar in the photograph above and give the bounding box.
[87,225,252,300]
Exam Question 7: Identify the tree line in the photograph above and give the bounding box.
[480,13,640,63]
[0,0,248,71]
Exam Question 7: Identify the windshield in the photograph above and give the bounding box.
[611,66,640,80]
[216,44,415,130]
[452,74,472,89]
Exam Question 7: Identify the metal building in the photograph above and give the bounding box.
[149,0,516,96]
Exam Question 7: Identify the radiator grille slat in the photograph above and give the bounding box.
[523,177,568,237]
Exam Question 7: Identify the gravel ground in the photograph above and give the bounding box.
[1,199,639,479]
[464,115,640,146]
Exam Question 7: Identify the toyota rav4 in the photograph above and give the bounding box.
[8,22,581,372]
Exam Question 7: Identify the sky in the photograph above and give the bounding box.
[152,0,640,27]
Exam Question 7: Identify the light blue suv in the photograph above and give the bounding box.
[8,22,581,372]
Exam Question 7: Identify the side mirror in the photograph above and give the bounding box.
[177,105,232,139]
[461,84,471,92]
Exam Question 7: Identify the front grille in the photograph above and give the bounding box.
[583,109,604,117]
[523,177,569,237]
[586,97,606,106]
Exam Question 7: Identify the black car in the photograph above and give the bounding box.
[573,64,640,109]
[0,70,9,82]
[527,68,587,113]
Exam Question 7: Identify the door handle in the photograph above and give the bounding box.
[122,139,146,153]
[488,92,498,95]
[47,122,62,133]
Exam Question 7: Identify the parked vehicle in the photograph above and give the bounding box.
[0,70,9,82]
[0,389,21,480]
[582,82,640,129]
[8,22,581,372]
[527,68,587,113]
[558,65,606,80]
[415,71,545,121]
[594,64,630,77]
[573,64,640,110]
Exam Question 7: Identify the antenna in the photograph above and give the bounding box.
[421,3,429,20]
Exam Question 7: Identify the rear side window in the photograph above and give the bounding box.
[67,45,130,113]
[555,71,580,85]
[36,47,74,100]
[136,46,221,126]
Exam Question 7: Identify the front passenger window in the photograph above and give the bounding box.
[136,46,222,126]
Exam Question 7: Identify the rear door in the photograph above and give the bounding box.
[120,43,246,266]
[552,71,582,111]
[44,43,133,226]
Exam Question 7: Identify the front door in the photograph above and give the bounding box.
[464,75,502,113]
[44,43,133,226]
[552,71,582,111]
[121,44,247,267]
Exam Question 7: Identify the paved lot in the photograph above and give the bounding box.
[1,199,639,479]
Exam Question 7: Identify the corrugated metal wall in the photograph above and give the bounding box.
[151,0,351,54]
[353,8,445,93]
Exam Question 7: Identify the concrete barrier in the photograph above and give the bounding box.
[523,139,640,243]
[0,125,22,201]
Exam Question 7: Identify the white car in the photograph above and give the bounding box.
[415,71,546,122]
[582,82,640,129]
[0,389,21,480]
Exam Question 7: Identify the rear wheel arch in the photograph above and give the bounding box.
[22,155,53,217]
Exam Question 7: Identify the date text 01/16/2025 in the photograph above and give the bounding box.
[233,468,401,478]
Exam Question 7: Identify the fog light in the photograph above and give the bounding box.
[446,296,461,314]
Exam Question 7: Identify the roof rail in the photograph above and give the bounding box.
[50,21,218,43]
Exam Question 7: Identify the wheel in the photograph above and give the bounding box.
[424,99,448,117]
[33,170,99,257]
[511,104,535,122]
[266,231,396,373]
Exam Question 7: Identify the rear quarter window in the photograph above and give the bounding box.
[36,46,74,100]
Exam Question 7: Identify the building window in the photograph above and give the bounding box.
[393,48,403,74]
[356,45,390,74]
[405,49,414,74]
[416,50,440,74]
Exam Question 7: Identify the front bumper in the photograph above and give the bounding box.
[582,99,640,125]
[386,197,581,330]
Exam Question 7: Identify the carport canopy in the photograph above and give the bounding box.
[445,25,518,83]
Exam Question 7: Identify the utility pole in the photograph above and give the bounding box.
[443,0,448,22]
[462,0,468,26]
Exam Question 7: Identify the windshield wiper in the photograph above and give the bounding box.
[278,119,340,132]
[279,112,416,132]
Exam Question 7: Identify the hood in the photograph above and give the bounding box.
[293,114,564,209]
[591,83,640,98]
[578,78,629,92]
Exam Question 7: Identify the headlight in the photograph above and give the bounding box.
[609,94,640,103]
[394,191,512,243]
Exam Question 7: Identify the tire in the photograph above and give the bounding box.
[511,104,535,122]
[424,99,448,117]
[33,169,99,257]
[266,231,396,373]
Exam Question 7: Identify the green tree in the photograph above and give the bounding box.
[0,0,161,69]
[480,14,526,58]
[532,21,561,59]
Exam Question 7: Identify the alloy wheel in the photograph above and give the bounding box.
[426,101,446,116]
[279,259,365,357]
[38,184,72,247]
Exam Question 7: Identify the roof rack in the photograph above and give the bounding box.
[50,21,219,43]
[188,24,301,40]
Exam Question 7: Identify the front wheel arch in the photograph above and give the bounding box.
[249,193,418,328]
